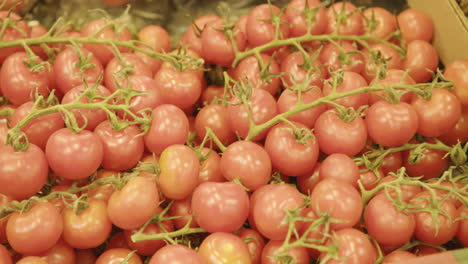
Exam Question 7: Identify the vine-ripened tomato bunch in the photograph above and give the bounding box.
[0,0,467,263]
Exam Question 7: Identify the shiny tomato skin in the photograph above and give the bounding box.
[238,228,265,264]
[198,148,224,183]
[36,239,76,264]
[199,232,252,264]
[16,257,48,264]
[149,244,205,264]
[402,147,448,180]
[195,104,236,147]
[456,206,468,246]
[315,110,367,156]
[0,11,29,64]
[362,43,402,82]
[286,0,327,37]
[265,122,319,177]
[444,59,468,106]
[95,248,142,264]
[181,15,221,55]
[0,144,48,200]
[280,51,325,89]
[297,162,321,195]
[7,202,63,255]
[169,195,199,230]
[144,104,189,154]
[369,69,416,104]
[104,53,152,92]
[363,7,397,40]
[403,40,438,83]
[382,251,417,263]
[277,88,326,129]
[325,2,364,35]
[220,140,272,191]
[321,228,377,264]
[261,239,309,264]
[320,42,365,75]
[124,219,174,256]
[377,175,421,202]
[411,88,462,137]
[87,169,117,203]
[438,108,468,145]
[322,71,369,110]
[366,101,418,147]
[319,153,360,188]
[135,25,171,75]
[397,8,434,43]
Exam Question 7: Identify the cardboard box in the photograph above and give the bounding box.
[408,0,468,65]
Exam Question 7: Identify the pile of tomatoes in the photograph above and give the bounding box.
[0,0,467,263]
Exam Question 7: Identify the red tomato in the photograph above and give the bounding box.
[277,88,326,129]
[53,47,104,94]
[265,122,319,176]
[232,54,281,96]
[169,195,199,230]
[366,101,418,147]
[195,104,236,147]
[438,108,468,145]
[0,194,12,243]
[198,148,224,183]
[106,232,131,250]
[319,153,360,188]
[62,199,112,249]
[321,228,377,264]
[75,249,97,264]
[246,4,289,52]
[104,53,152,92]
[220,141,272,191]
[238,229,265,264]
[320,42,365,75]
[9,101,64,150]
[281,51,325,89]
[0,52,51,105]
[252,184,305,240]
[286,0,327,37]
[135,25,171,75]
[311,179,362,230]
[377,175,421,202]
[181,15,221,55]
[107,176,159,230]
[227,88,278,140]
[297,162,321,195]
[0,244,12,264]
[403,40,438,83]
[0,144,48,200]
[124,217,174,256]
[322,71,369,110]
[0,11,30,64]
[359,166,383,191]
[61,84,111,131]
[444,59,468,106]
[382,251,417,263]
[364,193,415,246]
[456,206,468,246]
[94,121,144,171]
[201,84,225,104]
[36,239,76,264]
[81,19,132,65]
[149,244,205,264]
[299,208,325,259]
[96,248,142,264]
[403,147,448,180]
[369,69,416,104]
[397,8,434,43]
[86,169,117,203]
[199,232,252,264]
[144,104,189,154]
[380,151,403,175]
[0,122,7,145]
[16,257,48,264]
[325,2,364,35]
[261,239,309,264]
[7,202,63,255]
[118,75,163,119]
[315,110,367,156]
[363,7,397,40]
[410,191,459,245]
[411,88,462,137]
[192,181,249,233]
[362,43,402,82]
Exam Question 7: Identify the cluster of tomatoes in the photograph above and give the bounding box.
[0,0,467,263]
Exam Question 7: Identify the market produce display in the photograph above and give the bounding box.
[0,0,467,263]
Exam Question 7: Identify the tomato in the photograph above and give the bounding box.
[159,144,200,200]
[411,88,462,137]
[9,101,64,150]
[181,15,221,55]
[0,144,48,200]
[46,128,103,180]
[169,195,199,230]
[281,51,325,89]
[201,18,246,66]
[16,257,48,264]
[319,153,360,188]
[87,169,117,202]
[0,122,7,145]
[325,2,364,35]
[232,54,281,96]
[366,101,418,147]
[36,239,76,264]
[192,181,249,233]
[297,162,321,195]
[261,239,309,264]
[321,228,377,264]
[0,244,12,264]
[265,122,319,176]
[320,42,365,76]
[7,202,63,254]
[227,88,278,140]
[61,84,111,131]
[144,104,189,154]
[154,67,202,110]
[76,249,97,264]
[0,52,51,106]
[238,228,265,264]
[53,47,104,94]
[96,248,142,264]
[0,194,12,243]
[299,208,325,259]
[94,121,144,171]
[81,19,132,65]
[201,85,225,104]
[403,40,439,83]
[135,25,171,75]
[444,59,468,106]
[106,232,131,250]
[104,53,152,92]
[0,11,29,64]
[124,217,174,256]
[438,108,468,145]
[403,147,448,180]
[311,179,362,230]
[410,191,459,245]
[363,7,397,40]
[286,0,327,37]
[377,175,421,202]
[359,166,383,191]
[315,110,367,156]
[0,0,24,11]
[252,184,305,240]
[199,232,252,264]
[220,141,272,191]
[456,206,468,246]
[362,43,402,82]
[149,244,205,264]
[48,184,74,212]
[277,88,326,129]
[198,148,224,183]
[102,0,129,7]
[380,151,403,175]
[322,71,369,110]
[382,251,417,263]
[369,69,416,104]
[29,23,49,59]
[107,176,159,230]
[246,4,289,52]
[195,104,236,147]
[397,8,434,43]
